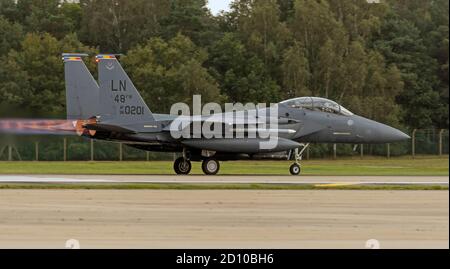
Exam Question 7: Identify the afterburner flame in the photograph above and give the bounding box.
[0,119,96,137]
[75,118,97,137]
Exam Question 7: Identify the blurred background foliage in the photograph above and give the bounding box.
[0,0,448,159]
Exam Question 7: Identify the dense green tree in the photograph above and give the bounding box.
[374,13,445,128]
[1,0,80,39]
[286,0,404,125]
[289,0,348,99]
[0,16,23,56]
[121,34,224,113]
[277,0,294,21]
[60,2,82,33]
[281,42,310,98]
[208,33,280,103]
[0,0,20,22]
[25,0,78,39]
[0,0,36,23]
[340,41,368,101]
[79,0,170,52]
[230,0,290,71]
[0,33,96,116]
[160,0,220,47]
[382,0,449,128]
[362,52,403,125]
[290,0,348,62]
[315,38,343,99]
[327,0,388,42]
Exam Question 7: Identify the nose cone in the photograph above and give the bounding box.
[354,116,410,143]
[377,125,411,142]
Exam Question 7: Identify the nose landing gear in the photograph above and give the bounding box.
[289,143,310,176]
[290,163,301,175]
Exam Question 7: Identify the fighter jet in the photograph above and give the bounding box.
[62,53,410,176]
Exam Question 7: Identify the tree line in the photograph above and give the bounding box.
[0,0,448,130]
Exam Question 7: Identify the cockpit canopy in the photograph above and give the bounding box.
[281,97,354,116]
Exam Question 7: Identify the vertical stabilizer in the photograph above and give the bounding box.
[96,55,158,132]
[63,53,99,120]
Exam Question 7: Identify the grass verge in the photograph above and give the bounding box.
[0,156,448,176]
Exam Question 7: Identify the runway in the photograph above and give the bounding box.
[0,175,448,185]
[0,175,448,248]
[0,189,447,249]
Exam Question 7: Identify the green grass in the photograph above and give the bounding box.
[0,156,447,176]
[0,183,447,191]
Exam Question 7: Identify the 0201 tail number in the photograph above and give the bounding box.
[120,106,144,115]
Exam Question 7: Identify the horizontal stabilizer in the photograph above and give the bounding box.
[83,123,135,134]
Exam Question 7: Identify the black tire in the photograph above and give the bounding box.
[290,163,301,176]
[202,158,220,175]
[174,157,192,175]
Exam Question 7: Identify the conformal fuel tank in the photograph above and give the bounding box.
[181,138,301,153]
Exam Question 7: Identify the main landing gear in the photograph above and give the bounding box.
[289,143,310,176]
[173,157,220,175]
[174,149,220,175]
[202,158,220,175]
[174,148,192,175]
[174,157,192,175]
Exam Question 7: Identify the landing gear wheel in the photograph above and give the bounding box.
[290,163,301,176]
[174,157,192,175]
[202,158,220,175]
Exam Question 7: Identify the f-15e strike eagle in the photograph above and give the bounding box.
[1,53,411,175]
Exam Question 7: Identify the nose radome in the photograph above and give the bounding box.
[377,124,411,143]
[397,129,411,141]
[354,116,411,143]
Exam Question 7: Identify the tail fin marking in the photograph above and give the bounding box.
[96,55,158,132]
[63,53,99,120]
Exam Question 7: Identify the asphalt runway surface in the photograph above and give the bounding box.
[0,174,448,248]
[0,175,448,185]
[0,189,448,249]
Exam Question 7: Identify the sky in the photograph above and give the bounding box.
[208,0,233,15]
